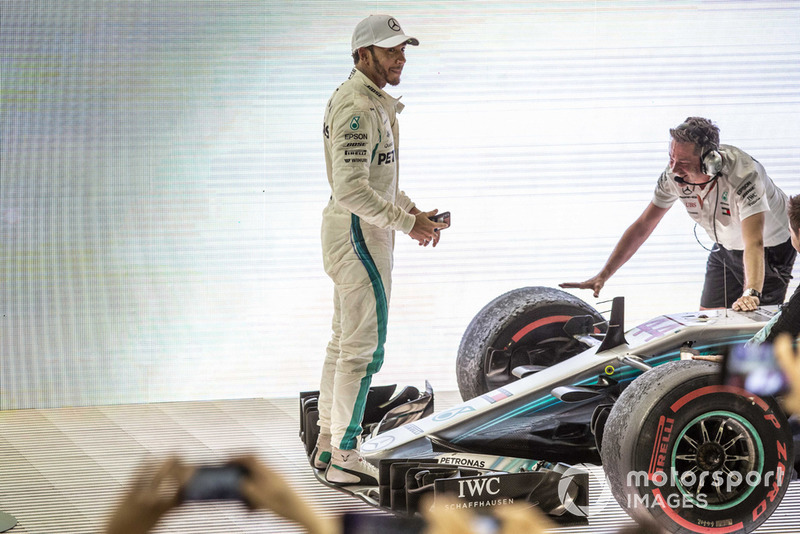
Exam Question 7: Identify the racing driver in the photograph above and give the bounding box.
[314,15,447,486]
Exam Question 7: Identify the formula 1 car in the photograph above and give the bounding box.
[300,286,798,533]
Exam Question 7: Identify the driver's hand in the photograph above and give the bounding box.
[559,276,606,298]
[409,209,448,247]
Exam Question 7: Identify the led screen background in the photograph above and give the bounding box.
[2,1,799,409]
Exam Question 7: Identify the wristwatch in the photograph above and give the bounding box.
[742,288,762,299]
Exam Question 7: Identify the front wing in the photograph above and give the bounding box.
[300,386,589,524]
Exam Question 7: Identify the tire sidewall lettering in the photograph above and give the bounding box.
[632,368,792,533]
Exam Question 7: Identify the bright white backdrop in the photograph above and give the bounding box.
[2,1,800,408]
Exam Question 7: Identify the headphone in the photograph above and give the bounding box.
[700,148,723,178]
[671,121,723,185]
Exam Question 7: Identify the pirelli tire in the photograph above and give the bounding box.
[456,286,607,401]
[601,360,794,534]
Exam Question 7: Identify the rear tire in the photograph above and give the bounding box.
[601,360,793,533]
[456,286,606,400]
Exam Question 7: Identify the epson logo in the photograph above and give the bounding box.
[457,477,501,498]
[345,133,367,140]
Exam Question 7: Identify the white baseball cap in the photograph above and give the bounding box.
[351,15,419,54]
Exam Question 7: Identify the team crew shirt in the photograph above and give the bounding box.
[652,145,790,250]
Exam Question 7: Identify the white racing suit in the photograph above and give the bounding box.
[319,68,416,451]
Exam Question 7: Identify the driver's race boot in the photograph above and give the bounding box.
[325,447,379,485]
[312,433,331,470]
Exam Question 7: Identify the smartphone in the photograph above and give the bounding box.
[181,464,247,501]
[721,343,788,396]
[429,211,450,229]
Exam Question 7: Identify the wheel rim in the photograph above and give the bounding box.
[671,410,764,510]
[484,321,588,391]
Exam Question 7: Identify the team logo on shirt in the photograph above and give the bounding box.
[736,180,760,207]
[736,180,754,197]
[349,116,360,130]
[720,190,731,216]
[720,202,731,216]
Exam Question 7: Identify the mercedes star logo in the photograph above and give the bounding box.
[387,18,401,31]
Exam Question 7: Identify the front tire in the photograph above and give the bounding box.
[602,360,793,533]
[456,286,606,400]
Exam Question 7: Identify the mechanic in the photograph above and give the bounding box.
[748,194,800,345]
[562,117,795,312]
[315,14,447,486]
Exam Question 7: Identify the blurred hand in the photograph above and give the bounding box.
[774,333,800,415]
[235,455,339,534]
[105,457,192,534]
[559,275,606,298]
[494,503,553,534]
[421,495,477,534]
[420,495,553,534]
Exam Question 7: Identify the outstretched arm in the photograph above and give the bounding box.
[560,202,669,297]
